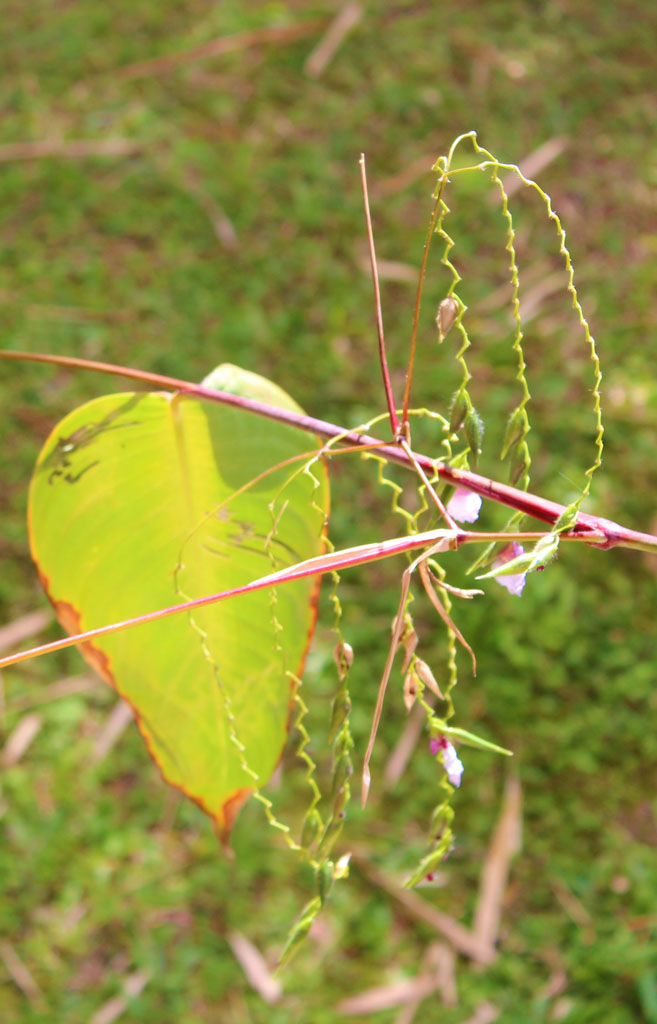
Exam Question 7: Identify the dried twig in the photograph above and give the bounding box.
[460,1001,500,1024]
[393,945,455,1024]
[304,2,363,78]
[430,941,458,1007]
[92,700,134,763]
[0,139,139,163]
[372,154,437,200]
[2,713,43,767]
[551,876,595,944]
[0,610,52,653]
[25,304,132,324]
[180,171,237,250]
[7,674,100,714]
[537,965,568,1003]
[357,254,419,284]
[518,271,570,322]
[227,932,282,1004]
[385,701,429,787]
[337,939,457,1017]
[116,22,325,80]
[337,975,438,1016]
[90,970,151,1024]
[473,776,522,950]
[497,137,568,200]
[0,941,46,1011]
[419,561,476,673]
[351,850,496,964]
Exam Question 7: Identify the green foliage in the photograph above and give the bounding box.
[28,367,329,836]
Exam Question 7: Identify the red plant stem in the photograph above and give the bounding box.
[400,177,446,433]
[2,349,657,553]
[359,154,400,439]
[0,527,606,672]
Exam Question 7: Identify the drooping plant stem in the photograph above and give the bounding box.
[2,349,657,554]
[0,526,613,673]
[400,162,448,435]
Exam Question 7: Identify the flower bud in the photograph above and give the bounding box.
[464,408,485,467]
[501,406,527,459]
[331,751,353,798]
[333,640,354,678]
[317,860,335,904]
[414,658,444,700]
[436,296,459,342]
[400,626,418,673]
[328,691,351,743]
[508,444,529,486]
[449,389,469,434]
[403,670,418,711]
[301,809,322,848]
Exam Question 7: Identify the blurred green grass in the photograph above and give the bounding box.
[1,1,657,1021]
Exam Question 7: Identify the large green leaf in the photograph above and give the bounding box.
[28,365,329,838]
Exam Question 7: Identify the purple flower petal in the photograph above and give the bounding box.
[496,572,527,596]
[430,735,464,787]
[447,487,482,524]
[492,541,527,596]
[442,742,464,787]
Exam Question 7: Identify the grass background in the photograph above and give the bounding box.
[1,1,657,1021]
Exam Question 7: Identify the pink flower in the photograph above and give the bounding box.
[430,735,464,787]
[492,541,527,596]
[446,486,482,524]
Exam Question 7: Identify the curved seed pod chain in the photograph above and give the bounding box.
[1,134,656,960]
